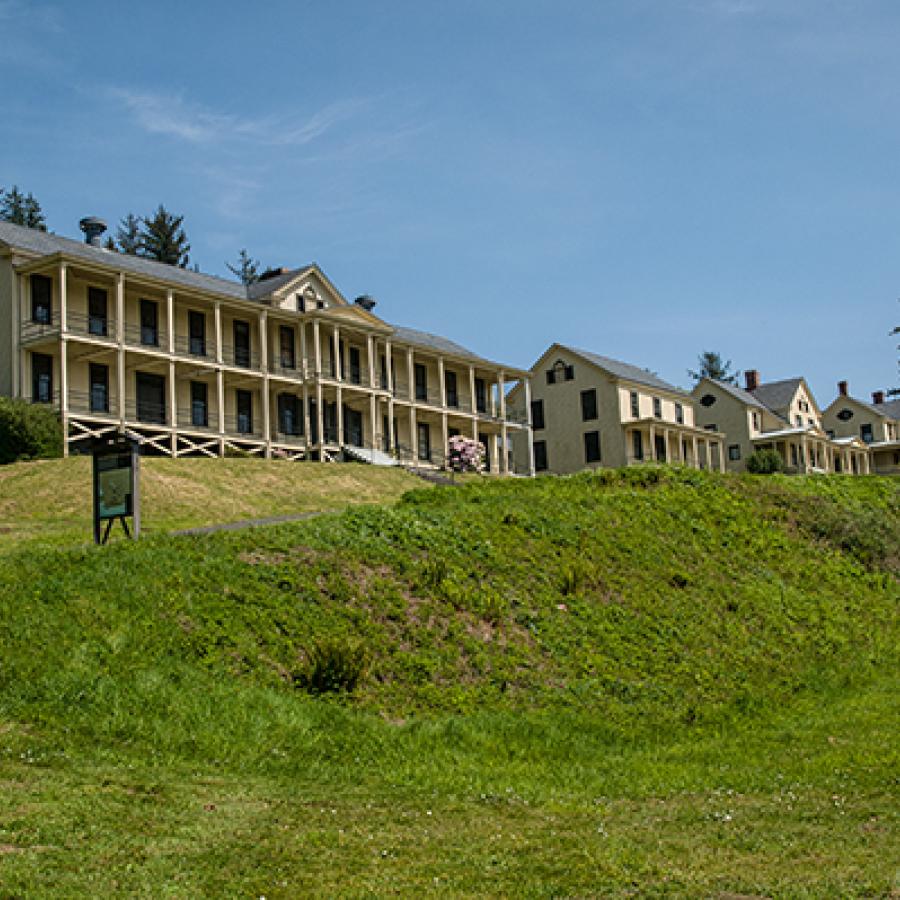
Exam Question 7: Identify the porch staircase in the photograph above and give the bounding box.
[341,445,399,467]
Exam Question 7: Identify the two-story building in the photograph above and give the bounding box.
[509,344,725,475]
[0,218,532,473]
[823,381,900,475]
[692,370,870,474]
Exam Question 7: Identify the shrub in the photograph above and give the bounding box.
[0,398,63,465]
[746,449,783,474]
[294,636,369,695]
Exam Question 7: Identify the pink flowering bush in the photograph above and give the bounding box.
[447,435,485,473]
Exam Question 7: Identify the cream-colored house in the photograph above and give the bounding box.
[692,371,870,474]
[509,344,725,475]
[822,382,900,475]
[0,218,532,473]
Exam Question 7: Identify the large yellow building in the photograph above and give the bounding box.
[0,219,533,473]
[822,381,900,475]
[509,344,726,475]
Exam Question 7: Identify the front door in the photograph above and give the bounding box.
[654,434,666,462]
[344,407,363,447]
[632,430,643,461]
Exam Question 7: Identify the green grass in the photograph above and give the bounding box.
[0,456,424,551]
[0,466,896,895]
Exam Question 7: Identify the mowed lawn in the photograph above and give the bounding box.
[0,456,425,551]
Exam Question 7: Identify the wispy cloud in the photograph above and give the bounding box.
[108,88,368,148]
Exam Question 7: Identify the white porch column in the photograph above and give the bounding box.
[438,356,446,408]
[664,428,671,464]
[367,335,375,389]
[260,310,270,456]
[59,339,68,457]
[692,434,699,469]
[385,340,393,394]
[718,440,725,472]
[168,359,177,455]
[259,311,268,372]
[167,289,175,353]
[313,319,322,376]
[58,262,67,332]
[499,369,508,475]
[441,412,449,464]
[217,368,225,435]
[648,424,656,461]
[116,273,125,423]
[524,376,535,477]
[388,399,395,451]
[706,439,712,471]
[332,325,341,381]
[369,394,377,449]
[11,273,20,396]
[214,302,223,364]
[410,405,418,461]
[336,386,343,446]
[406,347,414,403]
[299,321,308,379]
[469,365,476,416]
[315,382,324,450]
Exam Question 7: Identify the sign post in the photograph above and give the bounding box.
[91,432,141,544]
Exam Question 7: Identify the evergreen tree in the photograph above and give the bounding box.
[688,351,739,385]
[226,249,261,286]
[0,185,47,231]
[139,205,191,267]
[115,213,143,255]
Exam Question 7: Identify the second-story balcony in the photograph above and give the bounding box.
[173,334,215,363]
[221,343,261,371]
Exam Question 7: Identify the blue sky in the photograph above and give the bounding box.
[1,0,898,402]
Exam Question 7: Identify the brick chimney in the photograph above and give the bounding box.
[744,369,759,392]
[837,380,848,397]
[872,390,885,405]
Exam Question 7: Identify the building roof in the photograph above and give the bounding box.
[749,377,804,412]
[705,377,768,409]
[246,267,310,300]
[874,397,900,419]
[392,325,485,363]
[566,347,688,395]
[0,220,247,300]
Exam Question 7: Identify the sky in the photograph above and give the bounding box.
[1,0,898,402]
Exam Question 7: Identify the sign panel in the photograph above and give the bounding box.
[96,453,133,519]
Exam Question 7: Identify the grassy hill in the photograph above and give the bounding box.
[0,466,896,895]
[0,456,424,550]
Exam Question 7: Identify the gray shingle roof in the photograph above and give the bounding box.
[567,347,687,395]
[0,220,248,300]
[750,377,804,413]
[392,325,485,363]
[874,398,900,419]
[707,378,767,409]
[246,267,309,300]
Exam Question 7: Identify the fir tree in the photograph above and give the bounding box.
[688,351,739,385]
[0,185,47,231]
[139,205,191,267]
[226,249,261,286]
[115,213,143,255]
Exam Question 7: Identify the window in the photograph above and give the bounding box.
[836,408,853,421]
[417,422,431,461]
[630,391,640,418]
[189,311,206,356]
[531,398,545,430]
[728,444,741,461]
[632,430,643,461]
[233,320,251,368]
[791,444,799,467]
[751,412,760,431]
[236,389,253,433]
[31,274,52,324]
[135,372,165,424]
[88,287,108,336]
[140,299,159,346]
[533,440,548,471]
[581,388,597,421]
[89,363,109,413]
[584,431,601,463]
[546,369,556,385]
[565,364,574,381]
[475,377,487,413]
[699,393,716,407]
[704,423,718,431]
[279,326,295,369]
[348,347,361,385]
[795,414,802,427]
[380,356,389,390]
[652,397,662,419]
[826,429,835,440]
[32,353,52,403]
[860,423,873,443]
[547,360,573,384]
[414,363,428,401]
[191,381,208,427]
[445,370,458,407]
[675,402,683,425]
[296,293,305,313]
[278,394,302,435]
[807,418,815,427]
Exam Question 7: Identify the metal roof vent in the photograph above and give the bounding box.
[355,294,377,312]
[79,217,108,247]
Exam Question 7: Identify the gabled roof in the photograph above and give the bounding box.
[874,398,900,419]
[750,377,805,413]
[825,393,890,419]
[392,325,485,363]
[563,346,687,395]
[0,220,247,300]
[246,267,310,299]
[703,377,768,409]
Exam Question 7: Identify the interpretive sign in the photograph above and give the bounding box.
[91,433,141,544]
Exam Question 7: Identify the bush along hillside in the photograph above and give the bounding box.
[0,397,62,464]
[0,467,896,895]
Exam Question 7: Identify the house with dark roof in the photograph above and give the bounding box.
[508,343,725,474]
[692,370,870,474]
[822,381,900,475]
[0,218,532,472]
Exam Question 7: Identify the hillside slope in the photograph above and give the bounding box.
[0,468,896,895]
